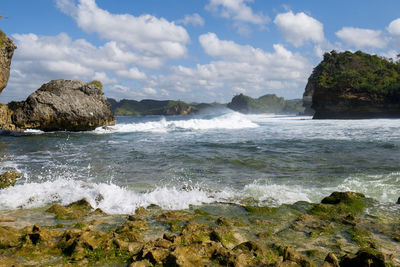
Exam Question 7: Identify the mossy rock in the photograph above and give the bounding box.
[308,191,367,219]
[46,198,93,219]
[89,80,103,94]
[156,211,197,232]
[0,226,21,248]
[0,170,21,189]
[244,205,278,215]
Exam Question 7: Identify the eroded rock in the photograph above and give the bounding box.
[0,30,16,94]
[8,79,115,131]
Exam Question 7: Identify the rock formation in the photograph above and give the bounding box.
[8,79,115,131]
[108,98,198,116]
[0,30,114,132]
[227,93,304,114]
[0,30,16,94]
[305,50,400,119]
[0,170,21,189]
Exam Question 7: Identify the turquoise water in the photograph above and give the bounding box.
[1,111,400,214]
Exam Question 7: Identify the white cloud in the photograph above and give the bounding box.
[206,0,269,25]
[92,72,117,85]
[274,11,324,47]
[57,0,190,59]
[116,67,147,80]
[336,27,387,48]
[146,33,312,101]
[143,87,157,95]
[387,18,400,36]
[177,13,205,27]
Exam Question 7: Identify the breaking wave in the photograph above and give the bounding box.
[94,112,259,133]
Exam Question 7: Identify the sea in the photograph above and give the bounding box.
[1,109,400,214]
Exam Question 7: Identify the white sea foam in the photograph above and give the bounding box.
[0,178,231,214]
[0,172,398,214]
[94,112,259,134]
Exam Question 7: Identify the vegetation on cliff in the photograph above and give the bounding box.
[313,50,400,100]
[307,50,400,118]
[227,93,304,114]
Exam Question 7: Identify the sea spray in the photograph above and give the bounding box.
[94,112,259,133]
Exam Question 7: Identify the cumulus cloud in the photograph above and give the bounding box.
[56,0,190,59]
[116,68,147,80]
[177,13,205,27]
[206,0,269,34]
[387,18,400,36]
[274,11,324,47]
[336,27,387,48]
[145,33,312,101]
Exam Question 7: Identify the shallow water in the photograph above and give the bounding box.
[1,110,400,214]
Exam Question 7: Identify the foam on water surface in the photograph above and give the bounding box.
[94,112,259,133]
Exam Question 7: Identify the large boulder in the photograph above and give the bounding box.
[8,79,115,131]
[305,50,400,119]
[0,30,16,94]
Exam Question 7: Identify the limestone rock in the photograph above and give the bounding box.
[8,79,115,131]
[0,170,21,189]
[0,30,16,94]
[305,50,400,119]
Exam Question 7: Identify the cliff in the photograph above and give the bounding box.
[227,93,304,114]
[307,50,400,119]
[108,98,198,116]
[0,30,16,94]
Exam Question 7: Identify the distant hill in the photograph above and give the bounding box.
[227,93,304,114]
[107,98,198,116]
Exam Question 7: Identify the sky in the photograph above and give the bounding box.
[1,0,400,103]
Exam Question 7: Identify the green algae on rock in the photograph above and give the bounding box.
[46,198,96,219]
[0,170,21,189]
[0,191,399,266]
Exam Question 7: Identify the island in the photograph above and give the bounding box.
[305,50,400,119]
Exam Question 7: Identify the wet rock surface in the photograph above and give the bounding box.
[0,192,399,266]
[0,170,21,189]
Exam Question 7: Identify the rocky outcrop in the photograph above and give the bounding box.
[306,50,400,119]
[108,98,198,116]
[0,170,21,189]
[0,30,16,94]
[227,93,304,114]
[7,79,115,131]
[302,79,315,115]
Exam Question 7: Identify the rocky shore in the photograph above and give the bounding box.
[0,191,398,266]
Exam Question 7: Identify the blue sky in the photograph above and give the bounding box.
[1,0,400,103]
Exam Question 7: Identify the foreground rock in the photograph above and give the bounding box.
[306,50,400,119]
[0,30,16,94]
[0,192,398,266]
[0,170,21,189]
[8,79,115,131]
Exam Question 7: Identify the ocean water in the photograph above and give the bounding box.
[1,110,400,214]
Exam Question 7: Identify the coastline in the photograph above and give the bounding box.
[0,192,399,266]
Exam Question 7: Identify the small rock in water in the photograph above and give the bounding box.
[0,170,21,189]
[397,197,400,204]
